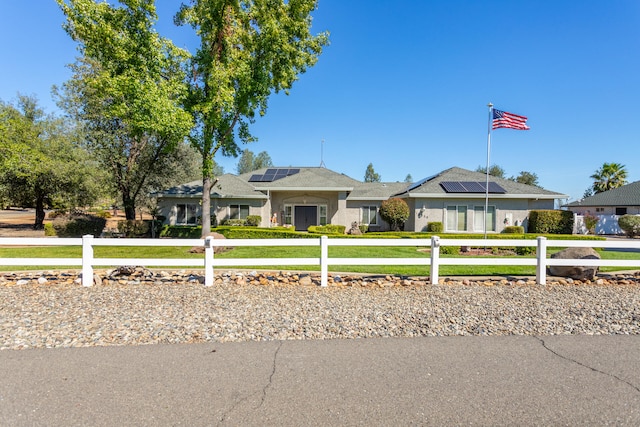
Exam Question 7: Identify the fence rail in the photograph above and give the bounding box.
[1,236,640,287]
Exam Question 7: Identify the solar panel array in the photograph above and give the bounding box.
[440,181,506,194]
[249,168,301,182]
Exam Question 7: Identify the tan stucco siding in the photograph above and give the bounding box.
[407,198,555,233]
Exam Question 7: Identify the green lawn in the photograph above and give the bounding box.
[0,244,638,276]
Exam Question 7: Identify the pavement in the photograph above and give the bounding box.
[1,335,639,426]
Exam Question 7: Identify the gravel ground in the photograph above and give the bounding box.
[1,269,640,350]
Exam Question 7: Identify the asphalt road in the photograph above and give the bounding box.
[1,335,639,426]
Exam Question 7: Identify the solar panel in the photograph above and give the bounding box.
[487,182,506,193]
[461,181,485,192]
[440,182,467,192]
[440,181,507,194]
[247,168,301,183]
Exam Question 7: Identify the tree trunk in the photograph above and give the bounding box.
[201,175,211,238]
[122,191,136,220]
[34,196,45,230]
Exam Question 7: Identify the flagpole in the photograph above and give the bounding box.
[484,102,493,239]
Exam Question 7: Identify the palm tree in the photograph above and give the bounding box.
[590,162,628,193]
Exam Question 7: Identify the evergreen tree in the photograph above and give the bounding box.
[364,163,381,182]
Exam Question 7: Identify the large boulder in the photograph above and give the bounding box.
[549,247,600,280]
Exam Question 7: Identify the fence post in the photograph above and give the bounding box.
[204,236,214,287]
[320,235,328,287]
[536,236,547,285]
[430,236,440,285]
[82,234,94,287]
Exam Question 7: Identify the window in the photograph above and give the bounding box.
[319,205,328,226]
[362,206,378,225]
[616,207,627,215]
[230,204,250,220]
[595,207,604,213]
[473,206,495,232]
[446,205,467,231]
[176,203,198,225]
[283,205,293,225]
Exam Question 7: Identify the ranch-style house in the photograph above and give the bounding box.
[155,166,567,233]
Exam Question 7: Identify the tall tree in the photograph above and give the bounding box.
[476,164,506,178]
[364,163,381,182]
[404,174,413,183]
[590,162,628,194]
[236,149,273,174]
[57,0,193,220]
[0,96,102,229]
[175,0,328,237]
[511,171,540,187]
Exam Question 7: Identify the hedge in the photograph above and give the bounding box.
[528,210,573,234]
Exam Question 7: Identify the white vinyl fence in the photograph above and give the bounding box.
[1,235,640,287]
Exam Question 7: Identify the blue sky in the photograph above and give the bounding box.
[2,1,640,202]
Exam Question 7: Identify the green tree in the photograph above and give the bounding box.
[364,163,381,182]
[590,162,628,194]
[511,171,540,187]
[175,0,329,237]
[57,0,193,220]
[476,164,506,178]
[0,96,102,229]
[404,174,413,183]
[236,149,273,174]
[379,198,410,231]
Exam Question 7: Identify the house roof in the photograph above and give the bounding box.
[238,167,361,191]
[156,166,567,201]
[566,181,640,207]
[156,174,268,199]
[348,182,409,200]
[395,167,567,199]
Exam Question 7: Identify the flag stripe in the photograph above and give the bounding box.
[492,109,530,130]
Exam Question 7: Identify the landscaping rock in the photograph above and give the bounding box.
[549,247,600,280]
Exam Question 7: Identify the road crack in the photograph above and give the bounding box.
[256,340,283,409]
[534,336,640,394]
[217,341,284,425]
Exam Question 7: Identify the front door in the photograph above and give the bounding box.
[294,206,317,231]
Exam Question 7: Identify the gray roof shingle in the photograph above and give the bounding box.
[566,181,640,207]
[396,167,566,198]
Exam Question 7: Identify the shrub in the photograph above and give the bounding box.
[618,215,640,237]
[308,224,346,234]
[245,215,261,227]
[44,223,56,236]
[502,225,525,234]
[215,227,316,239]
[51,213,107,237]
[221,219,246,226]
[528,210,573,234]
[116,220,162,237]
[379,198,410,231]
[359,224,369,234]
[427,222,443,232]
[440,246,459,255]
[159,225,203,238]
[582,213,599,234]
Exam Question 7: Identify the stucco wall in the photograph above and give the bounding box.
[406,197,554,233]
[157,197,268,226]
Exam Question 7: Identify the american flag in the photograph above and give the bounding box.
[492,109,530,130]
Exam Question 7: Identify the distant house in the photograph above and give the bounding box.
[154,166,567,233]
[565,181,640,216]
[564,181,640,234]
